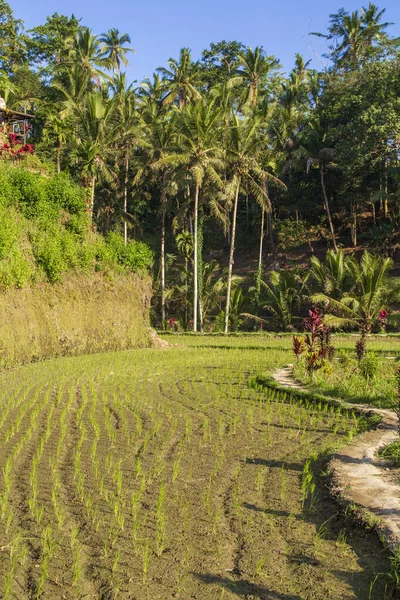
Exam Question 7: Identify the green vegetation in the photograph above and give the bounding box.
[0,163,153,289]
[0,334,396,598]
[1,2,399,332]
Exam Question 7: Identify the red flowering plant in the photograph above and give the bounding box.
[378,309,388,332]
[0,134,35,160]
[168,317,178,332]
[293,307,334,378]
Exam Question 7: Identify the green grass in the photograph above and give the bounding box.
[0,335,396,598]
[293,351,398,409]
[379,441,400,464]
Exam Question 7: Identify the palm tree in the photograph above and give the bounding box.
[309,249,350,299]
[312,252,400,357]
[110,73,144,243]
[157,48,202,110]
[138,74,165,112]
[260,269,309,330]
[42,113,71,173]
[154,100,223,331]
[99,29,134,74]
[69,92,122,222]
[224,115,285,333]
[311,4,391,68]
[62,28,109,86]
[176,230,194,329]
[362,3,392,46]
[137,111,177,326]
[301,120,338,252]
[229,46,280,108]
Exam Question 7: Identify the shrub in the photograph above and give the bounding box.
[31,227,66,283]
[105,232,154,272]
[45,173,87,215]
[359,354,379,381]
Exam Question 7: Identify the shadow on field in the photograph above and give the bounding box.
[244,457,302,471]
[193,573,302,599]
[242,502,298,519]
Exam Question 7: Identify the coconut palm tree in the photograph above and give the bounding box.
[228,46,280,108]
[224,114,285,333]
[110,73,145,243]
[135,110,178,325]
[153,100,223,331]
[62,28,109,86]
[42,113,71,173]
[312,251,400,357]
[301,120,338,252]
[99,29,134,74]
[157,48,202,110]
[138,74,165,112]
[362,3,392,46]
[176,230,194,329]
[311,4,391,68]
[69,92,122,222]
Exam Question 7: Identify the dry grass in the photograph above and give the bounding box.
[0,272,152,366]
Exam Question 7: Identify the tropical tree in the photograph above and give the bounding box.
[157,48,202,110]
[62,28,109,86]
[229,46,280,108]
[68,92,122,222]
[176,230,194,329]
[259,269,309,330]
[153,100,223,331]
[312,252,400,357]
[138,110,177,325]
[309,249,351,299]
[224,115,285,332]
[99,28,133,74]
[301,120,338,251]
[311,4,392,68]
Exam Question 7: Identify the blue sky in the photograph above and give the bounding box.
[12,0,400,83]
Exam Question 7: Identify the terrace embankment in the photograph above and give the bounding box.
[0,272,152,366]
[273,366,400,549]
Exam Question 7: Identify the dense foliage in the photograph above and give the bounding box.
[0,162,153,288]
[1,1,399,330]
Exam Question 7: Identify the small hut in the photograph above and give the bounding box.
[0,99,34,145]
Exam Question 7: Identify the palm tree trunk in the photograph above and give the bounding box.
[320,166,337,252]
[264,182,275,256]
[124,153,129,245]
[224,177,241,334]
[193,183,199,332]
[160,190,167,329]
[57,142,61,175]
[89,176,95,225]
[258,208,265,272]
[184,257,188,330]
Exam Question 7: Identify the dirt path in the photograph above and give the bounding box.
[273,366,400,548]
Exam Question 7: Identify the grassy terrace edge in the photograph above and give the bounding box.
[251,372,400,580]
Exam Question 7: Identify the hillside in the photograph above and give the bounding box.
[0,160,154,364]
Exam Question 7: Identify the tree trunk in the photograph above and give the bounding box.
[184,257,188,330]
[89,176,95,225]
[193,183,199,332]
[351,201,357,247]
[264,183,275,256]
[224,177,241,334]
[320,166,337,252]
[258,208,265,273]
[57,143,61,175]
[198,209,204,332]
[160,189,167,329]
[124,153,129,245]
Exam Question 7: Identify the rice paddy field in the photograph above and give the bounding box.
[0,334,398,599]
